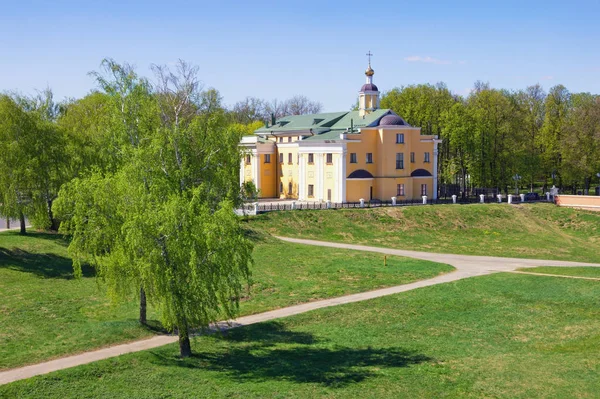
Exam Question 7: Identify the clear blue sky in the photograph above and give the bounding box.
[1,0,599,111]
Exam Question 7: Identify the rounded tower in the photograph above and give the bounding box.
[359,51,380,117]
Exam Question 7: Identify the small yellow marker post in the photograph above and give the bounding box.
[384,255,387,267]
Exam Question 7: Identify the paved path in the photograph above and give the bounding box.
[276,236,600,272]
[0,218,30,232]
[508,270,600,281]
[2,237,600,386]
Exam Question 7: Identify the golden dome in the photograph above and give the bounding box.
[365,65,375,76]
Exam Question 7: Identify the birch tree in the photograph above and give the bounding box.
[54,60,252,357]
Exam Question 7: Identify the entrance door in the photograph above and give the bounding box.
[370,186,373,200]
[327,189,332,201]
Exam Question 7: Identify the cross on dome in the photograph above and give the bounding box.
[365,51,375,77]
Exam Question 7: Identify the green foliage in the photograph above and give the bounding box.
[382,82,600,193]
[54,60,253,356]
[0,94,68,230]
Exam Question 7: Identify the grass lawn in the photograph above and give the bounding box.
[0,231,451,370]
[249,203,600,263]
[519,266,600,278]
[3,273,599,398]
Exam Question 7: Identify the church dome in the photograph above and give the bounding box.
[379,114,408,126]
[361,83,379,91]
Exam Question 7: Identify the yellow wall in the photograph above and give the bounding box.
[345,127,436,201]
[346,179,372,202]
[259,153,276,198]
[277,145,299,199]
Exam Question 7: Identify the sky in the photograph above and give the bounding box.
[1,0,599,112]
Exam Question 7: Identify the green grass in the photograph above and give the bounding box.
[3,273,599,398]
[0,231,451,370]
[519,266,600,278]
[248,203,600,263]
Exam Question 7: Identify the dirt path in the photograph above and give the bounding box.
[2,236,599,386]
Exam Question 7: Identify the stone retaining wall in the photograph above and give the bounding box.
[555,195,600,211]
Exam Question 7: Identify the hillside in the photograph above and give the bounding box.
[248,203,600,263]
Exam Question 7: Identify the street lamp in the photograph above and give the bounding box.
[513,174,522,195]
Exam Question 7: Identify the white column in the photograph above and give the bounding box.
[497,194,502,203]
[508,194,513,204]
[392,197,397,205]
[422,195,428,204]
[251,150,259,189]
[317,153,324,201]
[239,158,245,186]
[480,194,485,203]
[298,154,306,201]
[520,193,525,202]
[452,195,457,204]
[339,151,347,203]
[433,142,440,200]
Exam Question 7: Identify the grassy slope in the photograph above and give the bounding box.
[519,266,600,278]
[4,273,599,399]
[249,203,600,263]
[0,231,451,370]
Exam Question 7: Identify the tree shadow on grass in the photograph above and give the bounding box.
[0,247,94,279]
[153,322,433,387]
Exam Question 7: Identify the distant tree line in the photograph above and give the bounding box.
[380,82,600,195]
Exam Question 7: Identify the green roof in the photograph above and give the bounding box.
[329,109,390,131]
[303,130,347,141]
[254,109,393,141]
[254,112,347,134]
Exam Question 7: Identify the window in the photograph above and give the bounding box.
[326,153,333,164]
[278,137,283,143]
[308,184,314,197]
[245,155,251,165]
[279,153,284,163]
[396,133,405,144]
[397,184,405,196]
[350,153,357,163]
[424,152,431,163]
[410,152,415,163]
[396,153,404,169]
[327,189,332,201]
[288,153,292,164]
[308,153,314,164]
[288,182,293,195]
[280,182,283,193]
[366,153,373,164]
[287,137,292,143]
[264,154,271,163]
[421,184,428,196]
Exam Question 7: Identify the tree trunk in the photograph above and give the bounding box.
[5,218,9,229]
[19,212,26,235]
[178,323,192,358]
[47,200,60,231]
[139,287,147,325]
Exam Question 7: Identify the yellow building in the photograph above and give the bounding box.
[240,60,442,202]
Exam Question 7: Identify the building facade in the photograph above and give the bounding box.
[240,61,442,202]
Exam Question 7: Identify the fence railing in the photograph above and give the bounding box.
[240,195,552,214]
